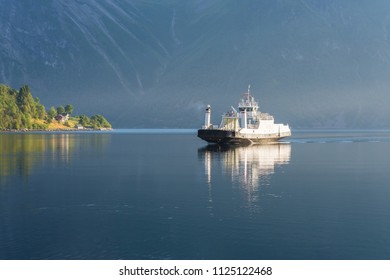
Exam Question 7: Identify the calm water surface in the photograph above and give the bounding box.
[1,130,390,259]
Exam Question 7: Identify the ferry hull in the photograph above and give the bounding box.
[197,129,289,145]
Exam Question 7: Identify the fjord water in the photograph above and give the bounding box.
[1,130,390,260]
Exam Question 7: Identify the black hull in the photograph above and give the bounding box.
[197,129,235,144]
[197,129,287,145]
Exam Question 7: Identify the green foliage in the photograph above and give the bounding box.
[0,83,112,130]
[79,114,90,127]
[57,105,65,115]
[0,84,49,130]
[48,106,57,119]
[65,104,74,115]
[31,122,48,130]
[77,114,112,129]
[17,85,34,114]
[90,114,112,129]
[34,97,46,119]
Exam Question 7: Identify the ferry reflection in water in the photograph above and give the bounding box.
[199,143,291,209]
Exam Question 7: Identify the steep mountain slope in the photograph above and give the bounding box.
[1,0,390,127]
[1,1,172,93]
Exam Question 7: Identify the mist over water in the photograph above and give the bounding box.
[1,130,390,259]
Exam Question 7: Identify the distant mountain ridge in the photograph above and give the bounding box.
[2,0,390,128]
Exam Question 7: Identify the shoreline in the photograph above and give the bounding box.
[0,128,112,133]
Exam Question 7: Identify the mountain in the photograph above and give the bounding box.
[1,0,390,128]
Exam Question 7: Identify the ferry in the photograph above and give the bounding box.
[197,85,291,145]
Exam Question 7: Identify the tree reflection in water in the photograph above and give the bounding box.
[0,133,109,184]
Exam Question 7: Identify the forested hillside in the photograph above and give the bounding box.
[0,84,46,129]
[0,84,111,130]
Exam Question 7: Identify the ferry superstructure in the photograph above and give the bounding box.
[197,85,291,144]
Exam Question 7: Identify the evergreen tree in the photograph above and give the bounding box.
[90,114,112,128]
[17,85,35,116]
[57,105,65,115]
[79,114,90,127]
[65,104,74,115]
[34,98,46,119]
[48,106,57,119]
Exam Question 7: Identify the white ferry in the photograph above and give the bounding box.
[198,85,291,144]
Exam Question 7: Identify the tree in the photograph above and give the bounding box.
[79,114,90,127]
[17,85,35,115]
[21,113,31,129]
[48,106,57,119]
[90,114,111,128]
[35,98,46,119]
[57,105,65,115]
[65,104,74,115]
